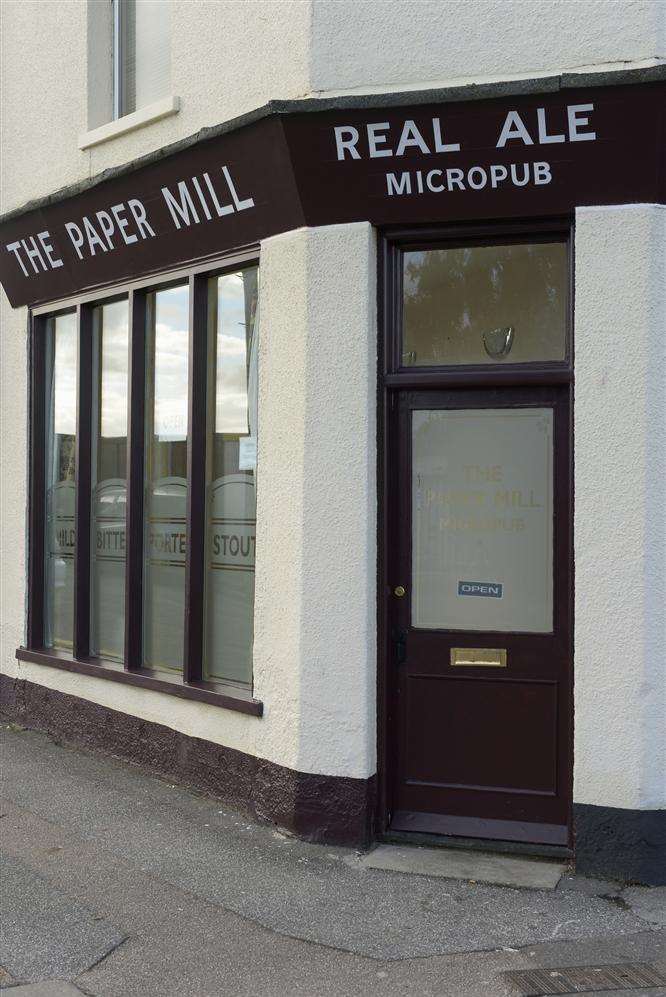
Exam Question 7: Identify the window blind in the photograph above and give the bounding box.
[116,0,171,116]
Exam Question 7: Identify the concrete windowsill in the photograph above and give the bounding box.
[79,96,180,150]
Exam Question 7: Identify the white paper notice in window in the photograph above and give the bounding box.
[238,436,257,471]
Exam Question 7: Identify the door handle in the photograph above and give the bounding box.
[395,628,408,665]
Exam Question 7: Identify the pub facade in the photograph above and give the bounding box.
[1,0,664,885]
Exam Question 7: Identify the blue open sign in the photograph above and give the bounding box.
[458,581,503,598]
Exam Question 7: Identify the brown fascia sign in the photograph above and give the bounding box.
[1,78,664,309]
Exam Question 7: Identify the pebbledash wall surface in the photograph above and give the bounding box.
[1,1,665,884]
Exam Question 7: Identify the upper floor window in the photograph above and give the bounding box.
[113,0,171,118]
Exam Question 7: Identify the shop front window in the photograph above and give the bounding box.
[143,284,189,672]
[44,312,77,650]
[91,299,129,661]
[29,256,261,712]
[205,269,259,687]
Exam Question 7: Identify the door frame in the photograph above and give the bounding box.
[376,218,575,845]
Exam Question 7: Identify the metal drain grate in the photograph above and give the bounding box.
[504,963,666,995]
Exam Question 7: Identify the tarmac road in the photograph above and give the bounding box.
[0,725,664,997]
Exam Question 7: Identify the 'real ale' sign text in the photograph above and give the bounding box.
[331,103,597,197]
[0,80,663,308]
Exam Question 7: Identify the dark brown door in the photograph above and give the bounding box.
[388,385,572,846]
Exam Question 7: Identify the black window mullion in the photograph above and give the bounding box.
[184,274,208,683]
[124,289,147,671]
[27,313,47,649]
[73,304,93,659]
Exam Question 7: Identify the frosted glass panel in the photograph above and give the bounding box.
[403,242,567,366]
[143,284,188,672]
[45,313,77,650]
[204,267,258,687]
[91,300,129,661]
[412,408,553,633]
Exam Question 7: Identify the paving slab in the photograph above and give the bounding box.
[556,874,622,897]
[0,853,126,983]
[622,887,666,927]
[354,843,568,889]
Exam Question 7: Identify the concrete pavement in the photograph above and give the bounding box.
[0,725,664,996]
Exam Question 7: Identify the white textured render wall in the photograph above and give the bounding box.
[0,1,89,213]
[573,204,666,811]
[310,0,665,94]
[253,223,377,778]
[1,1,663,214]
[0,299,28,692]
[1,223,377,780]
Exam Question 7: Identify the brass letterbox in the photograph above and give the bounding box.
[450,647,507,668]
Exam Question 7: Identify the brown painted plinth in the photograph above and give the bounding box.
[0,674,376,848]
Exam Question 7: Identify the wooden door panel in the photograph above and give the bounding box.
[403,676,558,794]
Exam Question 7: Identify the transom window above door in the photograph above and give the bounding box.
[401,239,569,367]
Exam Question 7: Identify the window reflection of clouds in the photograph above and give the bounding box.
[154,285,189,441]
[217,333,245,357]
[205,266,258,686]
[216,272,252,435]
[93,300,128,662]
[54,314,77,436]
[100,300,129,439]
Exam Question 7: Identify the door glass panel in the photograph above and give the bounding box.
[402,242,567,366]
[412,408,553,633]
[44,312,77,650]
[143,284,189,672]
[91,299,129,661]
[204,267,258,688]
